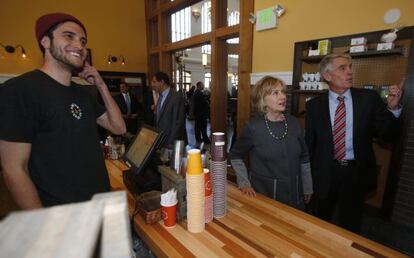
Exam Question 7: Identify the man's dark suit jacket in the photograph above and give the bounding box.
[114,93,139,133]
[156,89,186,146]
[305,88,398,198]
[114,93,139,115]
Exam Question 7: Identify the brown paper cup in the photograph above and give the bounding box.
[211,132,226,161]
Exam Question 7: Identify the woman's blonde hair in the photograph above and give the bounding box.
[251,76,286,113]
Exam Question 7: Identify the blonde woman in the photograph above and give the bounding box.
[230,76,313,210]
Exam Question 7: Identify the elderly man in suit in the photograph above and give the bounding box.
[305,53,403,233]
[114,82,139,134]
[151,72,186,147]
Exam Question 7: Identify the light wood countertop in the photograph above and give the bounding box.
[106,159,408,258]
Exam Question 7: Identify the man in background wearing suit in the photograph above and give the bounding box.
[151,72,186,147]
[305,54,403,233]
[193,81,210,145]
[114,82,139,134]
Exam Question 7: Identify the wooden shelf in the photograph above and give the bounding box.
[301,55,326,63]
[301,47,405,63]
[349,47,405,58]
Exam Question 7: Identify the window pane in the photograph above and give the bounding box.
[227,0,240,26]
[172,44,210,91]
[171,7,191,42]
[170,0,212,43]
[227,37,238,151]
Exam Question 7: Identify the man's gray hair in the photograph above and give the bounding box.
[319,53,352,75]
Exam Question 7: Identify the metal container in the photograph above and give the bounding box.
[171,140,185,173]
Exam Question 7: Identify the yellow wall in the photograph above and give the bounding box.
[253,0,414,72]
[0,0,147,75]
[4,1,414,75]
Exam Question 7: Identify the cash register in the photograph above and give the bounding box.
[122,125,166,194]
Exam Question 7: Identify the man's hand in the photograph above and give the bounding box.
[387,78,404,110]
[78,62,105,88]
[240,187,256,197]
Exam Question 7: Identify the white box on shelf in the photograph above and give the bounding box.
[377,42,394,51]
[308,49,320,56]
[351,37,367,46]
[349,45,367,53]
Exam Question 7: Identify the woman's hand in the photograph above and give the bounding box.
[304,194,312,204]
[240,187,256,197]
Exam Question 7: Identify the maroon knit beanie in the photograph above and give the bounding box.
[35,13,87,52]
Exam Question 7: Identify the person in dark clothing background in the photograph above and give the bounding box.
[186,85,196,120]
[193,81,210,145]
[114,82,139,134]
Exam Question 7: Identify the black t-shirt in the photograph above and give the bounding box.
[0,70,110,206]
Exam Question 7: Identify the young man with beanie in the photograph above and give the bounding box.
[0,13,126,209]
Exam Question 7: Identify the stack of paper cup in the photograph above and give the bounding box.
[210,132,227,218]
[204,168,213,223]
[186,149,205,233]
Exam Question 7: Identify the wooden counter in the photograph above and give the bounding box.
[106,159,408,258]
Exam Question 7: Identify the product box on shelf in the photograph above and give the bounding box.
[349,45,367,53]
[377,42,394,51]
[351,37,367,46]
[318,39,331,55]
[308,49,320,56]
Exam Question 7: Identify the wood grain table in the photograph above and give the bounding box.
[106,159,408,258]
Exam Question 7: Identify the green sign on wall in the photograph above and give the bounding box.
[256,7,277,31]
